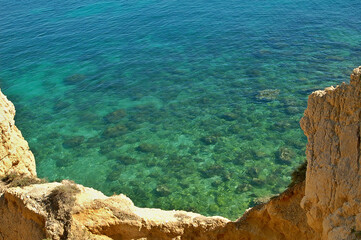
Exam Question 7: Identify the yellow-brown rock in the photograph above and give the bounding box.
[0,181,229,240]
[300,66,361,239]
[0,89,36,177]
[0,179,312,240]
[221,182,318,240]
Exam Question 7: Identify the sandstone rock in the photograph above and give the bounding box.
[0,181,229,240]
[220,183,318,240]
[0,89,36,177]
[300,66,361,240]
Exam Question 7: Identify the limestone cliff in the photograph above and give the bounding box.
[1,180,229,240]
[300,66,361,240]
[0,90,36,177]
[1,67,361,239]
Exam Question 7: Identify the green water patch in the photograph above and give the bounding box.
[2,52,356,219]
[1,0,361,220]
[2,55,355,219]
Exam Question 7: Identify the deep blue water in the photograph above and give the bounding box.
[1,0,360,219]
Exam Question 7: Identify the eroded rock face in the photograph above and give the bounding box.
[0,89,36,177]
[221,182,317,240]
[300,66,361,240]
[0,181,229,240]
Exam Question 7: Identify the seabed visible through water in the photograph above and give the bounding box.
[1,0,361,219]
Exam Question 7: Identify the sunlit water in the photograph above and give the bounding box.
[1,0,360,219]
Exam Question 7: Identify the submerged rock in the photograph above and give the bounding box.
[116,155,137,165]
[276,146,295,164]
[53,101,70,112]
[246,69,262,77]
[252,149,268,159]
[270,120,292,131]
[286,106,300,114]
[104,109,126,123]
[200,164,230,180]
[220,112,238,121]
[55,157,74,168]
[155,184,171,197]
[228,124,243,134]
[62,136,85,148]
[106,166,122,182]
[99,140,124,158]
[129,104,161,124]
[200,135,218,145]
[86,136,102,145]
[211,178,223,187]
[103,124,128,138]
[235,183,251,193]
[136,143,159,154]
[247,167,260,178]
[63,74,86,85]
[106,170,121,182]
[251,177,264,186]
[78,111,99,122]
[256,89,280,101]
[125,122,138,131]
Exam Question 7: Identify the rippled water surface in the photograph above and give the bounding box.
[1,0,360,219]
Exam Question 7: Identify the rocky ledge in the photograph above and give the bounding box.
[1,67,361,240]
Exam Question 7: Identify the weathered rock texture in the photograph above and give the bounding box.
[300,66,361,240]
[2,67,361,239]
[222,182,317,240]
[0,179,313,240]
[0,180,230,240]
[0,90,36,177]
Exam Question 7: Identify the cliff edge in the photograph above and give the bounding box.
[0,90,36,177]
[300,66,361,240]
[1,66,361,239]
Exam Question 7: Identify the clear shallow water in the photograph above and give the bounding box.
[0,0,360,219]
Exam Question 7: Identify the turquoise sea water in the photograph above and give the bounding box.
[1,0,360,219]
